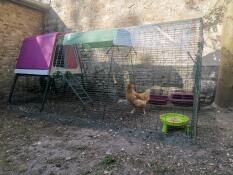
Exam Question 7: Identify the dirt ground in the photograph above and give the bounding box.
[0,101,233,175]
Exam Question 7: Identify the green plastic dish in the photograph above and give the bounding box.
[160,113,190,134]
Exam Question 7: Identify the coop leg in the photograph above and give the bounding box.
[40,76,51,112]
[198,99,201,112]
[8,74,18,104]
[81,74,86,89]
[51,78,57,94]
[143,108,146,115]
[130,108,135,114]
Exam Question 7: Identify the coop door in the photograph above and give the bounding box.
[64,46,78,69]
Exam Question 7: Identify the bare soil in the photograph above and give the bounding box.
[0,102,232,175]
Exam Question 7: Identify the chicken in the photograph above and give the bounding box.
[126,83,151,114]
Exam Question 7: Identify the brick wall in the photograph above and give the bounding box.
[0,1,44,99]
[45,0,225,58]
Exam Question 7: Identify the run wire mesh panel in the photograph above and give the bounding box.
[10,18,204,140]
[70,18,203,137]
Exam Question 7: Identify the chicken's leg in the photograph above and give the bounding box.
[130,108,135,114]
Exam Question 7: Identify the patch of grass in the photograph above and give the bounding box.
[82,155,117,175]
[0,159,11,168]
[15,164,28,173]
[94,170,102,175]
[46,157,65,168]
[101,155,116,168]
[0,159,27,172]
[149,161,174,174]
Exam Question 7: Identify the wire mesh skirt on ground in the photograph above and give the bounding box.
[10,18,203,137]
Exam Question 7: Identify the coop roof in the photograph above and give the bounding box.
[15,32,60,75]
[63,28,132,48]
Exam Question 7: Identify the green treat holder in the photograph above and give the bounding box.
[160,113,190,134]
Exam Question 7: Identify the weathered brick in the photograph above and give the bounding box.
[0,2,44,99]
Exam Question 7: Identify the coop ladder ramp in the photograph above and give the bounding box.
[62,72,93,107]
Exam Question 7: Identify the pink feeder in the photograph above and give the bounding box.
[149,94,169,105]
[149,91,194,106]
[169,91,194,105]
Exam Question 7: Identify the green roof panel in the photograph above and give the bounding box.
[63,28,131,48]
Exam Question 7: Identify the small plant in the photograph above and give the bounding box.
[101,155,116,167]
[82,155,117,175]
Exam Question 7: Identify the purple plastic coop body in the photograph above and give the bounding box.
[15,32,59,75]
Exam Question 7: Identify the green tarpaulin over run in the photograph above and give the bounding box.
[63,28,132,48]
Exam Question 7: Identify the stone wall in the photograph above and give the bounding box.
[45,0,228,66]
[0,1,44,99]
[45,0,229,75]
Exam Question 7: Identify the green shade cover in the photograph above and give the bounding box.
[63,28,132,48]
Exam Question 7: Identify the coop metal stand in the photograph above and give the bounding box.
[8,74,18,104]
[103,46,114,118]
[127,47,137,87]
[40,76,52,112]
[8,73,52,112]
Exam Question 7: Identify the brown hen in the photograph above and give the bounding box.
[126,83,151,114]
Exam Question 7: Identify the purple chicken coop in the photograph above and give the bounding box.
[15,32,59,75]
[8,32,80,111]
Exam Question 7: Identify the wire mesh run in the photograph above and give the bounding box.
[10,18,204,139]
